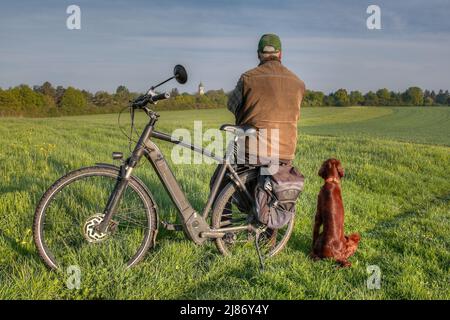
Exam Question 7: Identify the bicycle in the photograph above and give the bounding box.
[33,65,295,269]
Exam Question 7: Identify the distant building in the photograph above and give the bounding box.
[198,82,205,95]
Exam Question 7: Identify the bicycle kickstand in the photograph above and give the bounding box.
[254,225,266,272]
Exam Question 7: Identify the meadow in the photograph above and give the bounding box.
[0,106,449,299]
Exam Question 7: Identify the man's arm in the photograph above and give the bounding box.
[227,77,243,116]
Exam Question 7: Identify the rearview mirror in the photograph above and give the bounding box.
[174,65,188,84]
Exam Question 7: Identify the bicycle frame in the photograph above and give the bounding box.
[97,107,256,245]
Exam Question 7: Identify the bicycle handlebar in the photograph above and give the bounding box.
[131,92,170,109]
[151,92,170,102]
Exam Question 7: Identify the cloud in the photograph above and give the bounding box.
[0,0,449,93]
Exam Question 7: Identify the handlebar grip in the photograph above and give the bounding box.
[132,92,170,108]
[150,92,170,102]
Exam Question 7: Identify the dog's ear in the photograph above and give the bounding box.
[336,161,345,178]
[318,161,329,178]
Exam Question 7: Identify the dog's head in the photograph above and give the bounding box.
[318,158,344,180]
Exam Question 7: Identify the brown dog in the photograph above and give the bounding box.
[311,159,360,267]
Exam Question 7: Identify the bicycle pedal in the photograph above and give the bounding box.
[250,222,267,234]
[161,221,183,231]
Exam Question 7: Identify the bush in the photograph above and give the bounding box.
[0,89,22,116]
[59,87,88,114]
[0,85,53,116]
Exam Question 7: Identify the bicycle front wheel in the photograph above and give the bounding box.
[33,166,157,270]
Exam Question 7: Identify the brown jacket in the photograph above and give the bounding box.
[233,59,305,160]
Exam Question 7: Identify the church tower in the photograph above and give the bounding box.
[198,82,205,95]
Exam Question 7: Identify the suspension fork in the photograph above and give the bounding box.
[97,113,158,233]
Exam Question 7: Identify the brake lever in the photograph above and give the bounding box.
[130,94,149,109]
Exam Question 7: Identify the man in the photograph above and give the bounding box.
[209,33,305,208]
[227,33,306,165]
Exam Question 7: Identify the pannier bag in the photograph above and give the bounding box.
[255,164,304,229]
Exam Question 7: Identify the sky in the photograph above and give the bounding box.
[1,0,449,94]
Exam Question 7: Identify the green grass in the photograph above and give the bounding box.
[0,107,449,299]
[300,107,450,145]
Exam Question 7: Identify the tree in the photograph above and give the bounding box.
[389,91,403,106]
[430,90,436,101]
[333,89,350,106]
[59,87,87,113]
[157,94,196,110]
[0,89,21,116]
[376,88,391,105]
[36,81,57,101]
[424,96,434,106]
[303,90,324,107]
[114,85,131,106]
[11,84,48,115]
[195,94,214,109]
[364,91,379,106]
[349,91,364,106]
[323,93,335,106]
[205,89,227,107]
[115,85,129,95]
[93,91,114,107]
[435,89,449,105]
[55,86,65,104]
[403,87,424,106]
[81,89,94,103]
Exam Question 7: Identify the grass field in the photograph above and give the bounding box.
[0,107,449,299]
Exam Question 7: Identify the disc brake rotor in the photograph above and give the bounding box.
[83,213,117,243]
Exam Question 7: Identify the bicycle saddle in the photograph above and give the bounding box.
[220,124,257,137]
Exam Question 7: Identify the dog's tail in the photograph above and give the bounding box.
[343,233,360,260]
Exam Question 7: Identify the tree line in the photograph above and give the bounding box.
[303,87,450,107]
[0,82,228,117]
[0,82,448,117]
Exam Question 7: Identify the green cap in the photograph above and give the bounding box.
[258,34,282,53]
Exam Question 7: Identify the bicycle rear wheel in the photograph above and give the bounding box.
[33,166,157,270]
[211,170,294,257]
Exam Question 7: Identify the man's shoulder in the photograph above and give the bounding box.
[242,62,304,83]
[282,65,306,93]
[241,65,263,78]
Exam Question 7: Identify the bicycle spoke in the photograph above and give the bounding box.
[214,178,293,257]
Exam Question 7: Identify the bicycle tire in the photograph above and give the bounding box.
[33,166,157,270]
[211,170,295,257]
